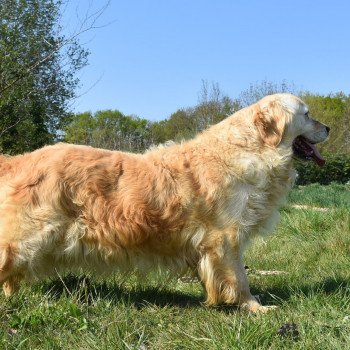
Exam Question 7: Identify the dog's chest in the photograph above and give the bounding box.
[218,167,295,234]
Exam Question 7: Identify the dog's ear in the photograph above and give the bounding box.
[253,102,286,147]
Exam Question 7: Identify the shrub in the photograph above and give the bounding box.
[295,153,350,185]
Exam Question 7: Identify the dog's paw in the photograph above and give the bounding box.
[3,281,15,297]
[255,305,278,313]
[2,276,21,297]
[241,298,277,313]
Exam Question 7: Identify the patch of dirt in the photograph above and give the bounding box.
[291,204,330,212]
[246,269,286,276]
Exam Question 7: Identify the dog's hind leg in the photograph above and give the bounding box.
[0,244,23,296]
[198,231,267,313]
[2,274,23,297]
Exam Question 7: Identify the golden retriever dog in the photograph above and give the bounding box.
[0,93,329,312]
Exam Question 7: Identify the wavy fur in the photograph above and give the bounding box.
[0,94,329,312]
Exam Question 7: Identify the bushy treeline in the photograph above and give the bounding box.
[63,81,350,185]
[64,82,241,152]
[63,110,153,153]
[64,81,350,156]
[295,153,350,185]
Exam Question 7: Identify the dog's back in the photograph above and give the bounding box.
[0,143,200,292]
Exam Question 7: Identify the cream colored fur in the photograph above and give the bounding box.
[0,94,329,312]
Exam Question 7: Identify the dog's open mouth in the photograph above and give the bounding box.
[292,136,325,167]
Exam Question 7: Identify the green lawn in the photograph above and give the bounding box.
[1,183,349,349]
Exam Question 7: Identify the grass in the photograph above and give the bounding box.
[1,183,350,349]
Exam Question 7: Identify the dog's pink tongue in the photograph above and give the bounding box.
[307,141,325,167]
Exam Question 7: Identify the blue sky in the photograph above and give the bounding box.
[63,0,350,121]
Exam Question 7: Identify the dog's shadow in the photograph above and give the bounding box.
[41,274,203,309]
[40,274,349,312]
[251,276,350,306]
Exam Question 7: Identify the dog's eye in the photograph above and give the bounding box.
[304,112,309,118]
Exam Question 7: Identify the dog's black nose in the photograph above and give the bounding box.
[326,126,330,134]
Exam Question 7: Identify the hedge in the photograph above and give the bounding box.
[295,153,350,185]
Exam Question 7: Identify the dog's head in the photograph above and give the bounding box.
[253,93,330,166]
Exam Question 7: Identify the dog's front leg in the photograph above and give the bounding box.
[197,232,269,313]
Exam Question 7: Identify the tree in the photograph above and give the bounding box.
[153,81,240,143]
[63,111,95,146]
[0,0,89,154]
[193,80,239,131]
[64,110,154,153]
[237,80,298,107]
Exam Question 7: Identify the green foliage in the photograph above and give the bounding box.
[150,82,239,142]
[295,154,350,185]
[158,108,197,142]
[64,110,154,152]
[63,83,239,149]
[0,0,88,154]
